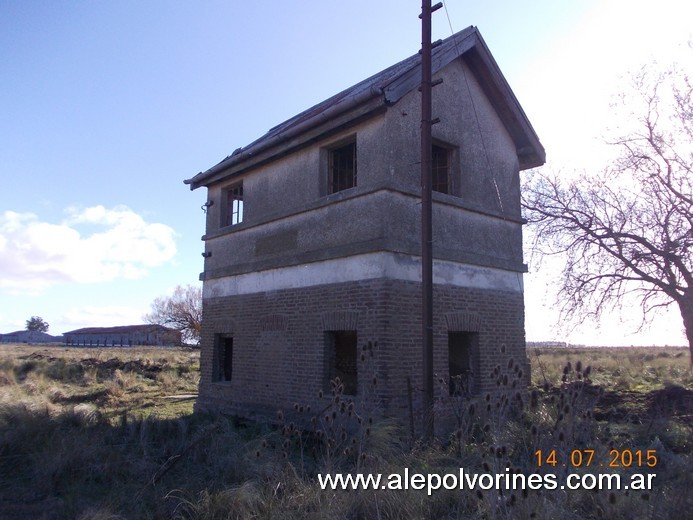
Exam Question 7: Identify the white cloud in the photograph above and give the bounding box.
[0,205,177,294]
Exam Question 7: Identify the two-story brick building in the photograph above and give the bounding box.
[185,26,544,432]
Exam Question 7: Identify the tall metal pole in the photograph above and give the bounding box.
[420,0,435,440]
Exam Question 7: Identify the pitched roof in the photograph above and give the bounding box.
[0,330,59,342]
[64,324,177,335]
[185,26,544,190]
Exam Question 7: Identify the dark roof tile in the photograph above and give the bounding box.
[185,26,544,189]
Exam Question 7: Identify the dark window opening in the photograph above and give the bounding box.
[432,144,449,194]
[448,332,477,396]
[216,336,234,382]
[325,331,357,395]
[329,142,357,193]
[224,184,243,226]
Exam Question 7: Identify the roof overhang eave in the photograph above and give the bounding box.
[184,84,385,190]
[460,34,546,171]
[184,26,546,188]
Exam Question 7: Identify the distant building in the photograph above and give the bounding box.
[63,325,181,347]
[185,27,544,432]
[527,341,568,349]
[0,330,60,344]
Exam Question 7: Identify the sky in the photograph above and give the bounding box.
[1,0,691,346]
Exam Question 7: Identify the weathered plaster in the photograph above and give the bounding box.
[203,252,523,299]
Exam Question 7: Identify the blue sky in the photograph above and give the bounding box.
[1,0,690,345]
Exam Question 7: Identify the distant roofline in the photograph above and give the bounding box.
[0,330,59,338]
[63,324,178,335]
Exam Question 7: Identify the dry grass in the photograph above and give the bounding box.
[530,346,691,391]
[0,343,689,518]
[0,344,199,421]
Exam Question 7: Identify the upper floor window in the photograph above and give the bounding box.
[432,144,449,194]
[329,141,357,193]
[223,183,244,226]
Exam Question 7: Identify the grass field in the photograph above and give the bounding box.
[0,343,690,518]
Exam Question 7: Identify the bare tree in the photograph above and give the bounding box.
[26,316,49,332]
[523,66,692,361]
[144,285,202,345]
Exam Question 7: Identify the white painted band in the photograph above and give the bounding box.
[203,252,523,299]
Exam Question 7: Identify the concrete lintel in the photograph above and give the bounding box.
[203,252,523,299]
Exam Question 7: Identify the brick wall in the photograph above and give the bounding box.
[195,278,528,434]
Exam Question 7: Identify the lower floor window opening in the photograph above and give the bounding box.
[216,335,234,382]
[325,331,357,395]
[448,331,478,396]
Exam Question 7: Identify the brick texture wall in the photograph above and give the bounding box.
[195,278,528,434]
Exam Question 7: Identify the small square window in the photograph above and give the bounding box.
[223,184,243,226]
[324,331,357,395]
[432,144,449,194]
[329,142,357,193]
